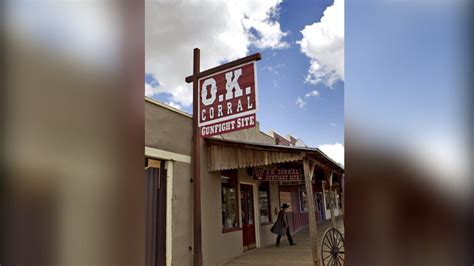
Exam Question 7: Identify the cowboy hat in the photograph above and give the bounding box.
[281,203,290,209]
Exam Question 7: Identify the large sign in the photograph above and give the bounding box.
[198,61,258,137]
[253,168,302,181]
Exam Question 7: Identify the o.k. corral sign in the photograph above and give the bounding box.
[186,50,261,266]
[198,61,258,137]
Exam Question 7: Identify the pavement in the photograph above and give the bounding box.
[224,216,344,266]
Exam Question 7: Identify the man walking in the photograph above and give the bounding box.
[270,203,296,247]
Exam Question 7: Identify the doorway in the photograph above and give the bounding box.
[240,184,256,251]
[145,159,167,266]
[316,192,324,221]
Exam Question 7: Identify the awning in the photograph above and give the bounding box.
[205,138,344,174]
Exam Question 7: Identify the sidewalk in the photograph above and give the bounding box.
[224,217,344,266]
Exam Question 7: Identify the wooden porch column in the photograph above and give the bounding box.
[327,171,336,227]
[303,158,320,266]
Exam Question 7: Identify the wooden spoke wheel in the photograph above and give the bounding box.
[321,227,345,266]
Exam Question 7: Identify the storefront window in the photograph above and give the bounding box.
[221,171,239,231]
[299,186,308,212]
[258,183,271,225]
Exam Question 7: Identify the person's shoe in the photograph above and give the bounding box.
[290,243,297,246]
[276,244,280,247]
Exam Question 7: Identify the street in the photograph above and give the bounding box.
[225,216,344,266]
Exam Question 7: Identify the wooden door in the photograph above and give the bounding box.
[145,161,166,266]
[240,184,256,251]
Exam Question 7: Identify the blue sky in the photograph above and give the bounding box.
[146,0,344,162]
[345,0,470,190]
[252,0,343,147]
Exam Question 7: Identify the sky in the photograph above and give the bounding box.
[346,0,470,193]
[145,0,344,165]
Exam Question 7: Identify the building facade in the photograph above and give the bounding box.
[144,98,344,266]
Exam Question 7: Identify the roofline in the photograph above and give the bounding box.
[144,98,343,170]
[205,137,344,172]
[268,130,293,143]
[145,97,192,119]
[262,130,274,139]
[315,147,345,170]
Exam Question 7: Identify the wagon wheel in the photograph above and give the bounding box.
[321,227,344,266]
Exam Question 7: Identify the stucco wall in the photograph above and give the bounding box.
[201,146,243,266]
[145,100,194,265]
[218,122,274,144]
[171,161,193,266]
[145,100,192,155]
[145,100,281,265]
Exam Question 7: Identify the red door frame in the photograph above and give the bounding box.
[240,184,256,251]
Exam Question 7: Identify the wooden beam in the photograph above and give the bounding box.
[303,159,321,266]
[327,170,336,227]
[191,48,203,266]
[185,53,261,83]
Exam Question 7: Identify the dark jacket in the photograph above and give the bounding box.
[270,210,289,236]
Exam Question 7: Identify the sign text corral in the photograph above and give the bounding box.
[198,61,257,137]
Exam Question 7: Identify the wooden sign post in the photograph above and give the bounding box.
[191,48,202,266]
[186,48,261,266]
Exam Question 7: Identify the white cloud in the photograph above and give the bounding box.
[263,63,285,75]
[296,89,320,108]
[145,83,158,97]
[318,143,344,166]
[273,80,279,88]
[296,97,306,108]
[305,90,320,97]
[298,0,344,87]
[146,0,289,106]
[6,2,120,69]
[167,101,182,110]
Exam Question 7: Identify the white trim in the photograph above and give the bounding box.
[145,147,191,164]
[198,61,258,127]
[253,60,259,113]
[145,97,193,119]
[240,181,261,248]
[165,161,174,266]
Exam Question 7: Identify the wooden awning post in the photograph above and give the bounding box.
[303,158,321,266]
[327,171,336,227]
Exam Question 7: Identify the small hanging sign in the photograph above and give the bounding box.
[253,168,303,181]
